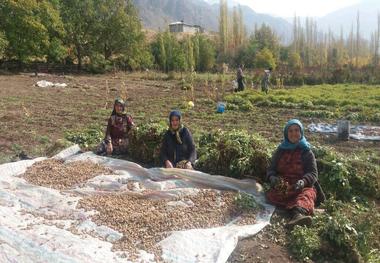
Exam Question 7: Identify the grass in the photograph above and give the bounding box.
[225,84,380,123]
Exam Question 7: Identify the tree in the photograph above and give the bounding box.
[0,31,8,58]
[288,51,302,69]
[356,11,360,67]
[219,0,228,56]
[60,0,97,69]
[92,0,152,69]
[198,34,216,71]
[373,13,380,67]
[184,37,194,71]
[0,0,64,62]
[235,36,258,68]
[231,5,245,55]
[255,47,276,69]
[152,33,167,71]
[253,24,280,59]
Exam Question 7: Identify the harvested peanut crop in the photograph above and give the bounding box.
[23,159,113,190]
[78,189,259,260]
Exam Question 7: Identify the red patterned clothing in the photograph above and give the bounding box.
[105,114,134,146]
[266,148,317,214]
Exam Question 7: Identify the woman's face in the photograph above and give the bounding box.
[115,103,123,114]
[170,116,180,130]
[287,124,301,144]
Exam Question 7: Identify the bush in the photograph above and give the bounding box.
[224,94,254,112]
[196,129,273,179]
[65,125,104,148]
[289,199,380,262]
[128,121,167,165]
[88,54,112,74]
[289,226,321,261]
[314,145,380,201]
[298,110,336,119]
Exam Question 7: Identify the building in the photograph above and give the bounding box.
[169,21,204,34]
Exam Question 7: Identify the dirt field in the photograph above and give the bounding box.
[1,72,379,262]
[1,73,378,161]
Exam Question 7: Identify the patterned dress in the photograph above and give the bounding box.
[266,148,317,214]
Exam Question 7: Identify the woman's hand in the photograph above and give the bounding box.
[165,160,174,168]
[106,142,113,155]
[293,179,305,191]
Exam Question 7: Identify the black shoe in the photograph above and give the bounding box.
[286,212,312,229]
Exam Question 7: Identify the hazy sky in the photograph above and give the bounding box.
[236,0,361,17]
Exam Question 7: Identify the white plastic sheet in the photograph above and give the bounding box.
[36,80,67,88]
[308,123,380,141]
[0,146,274,263]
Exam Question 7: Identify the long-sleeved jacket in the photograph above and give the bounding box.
[104,114,134,145]
[160,127,196,166]
[267,148,317,186]
[267,147,325,206]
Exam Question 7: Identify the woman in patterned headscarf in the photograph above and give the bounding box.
[160,110,196,169]
[266,119,325,228]
[97,98,134,155]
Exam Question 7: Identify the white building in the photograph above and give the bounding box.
[169,21,204,34]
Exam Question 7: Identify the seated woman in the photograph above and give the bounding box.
[160,110,196,169]
[266,119,324,228]
[97,98,134,155]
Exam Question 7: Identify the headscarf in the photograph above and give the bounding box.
[111,98,126,116]
[279,119,310,151]
[169,110,183,144]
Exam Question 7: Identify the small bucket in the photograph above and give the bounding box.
[217,102,226,113]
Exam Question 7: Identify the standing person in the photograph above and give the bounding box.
[97,98,134,155]
[261,67,272,94]
[266,119,325,228]
[236,64,245,92]
[160,110,196,169]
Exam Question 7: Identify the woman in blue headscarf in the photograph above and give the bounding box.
[266,119,325,228]
[160,110,196,169]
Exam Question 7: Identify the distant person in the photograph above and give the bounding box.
[97,98,134,155]
[236,65,245,92]
[261,67,272,94]
[160,110,196,169]
[266,119,325,228]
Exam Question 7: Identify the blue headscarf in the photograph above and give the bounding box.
[169,110,181,122]
[168,110,183,144]
[279,119,310,151]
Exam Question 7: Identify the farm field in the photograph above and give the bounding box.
[1,73,379,162]
[0,72,379,262]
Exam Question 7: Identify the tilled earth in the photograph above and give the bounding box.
[78,189,258,260]
[23,159,113,189]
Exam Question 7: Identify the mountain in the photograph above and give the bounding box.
[317,0,380,39]
[132,0,218,31]
[132,0,292,41]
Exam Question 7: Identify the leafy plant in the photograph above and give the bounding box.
[65,125,104,148]
[289,225,321,261]
[234,192,261,211]
[196,129,273,179]
[128,121,167,165]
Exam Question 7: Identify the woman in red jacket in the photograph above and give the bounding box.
[266,119,324,228]
[97,98,134,155]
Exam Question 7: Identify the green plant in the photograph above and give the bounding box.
[234,192,261,211]
[128,121,167,165]
[289,225,321,261]
[65,125,104,148]
[196,129,273,179]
